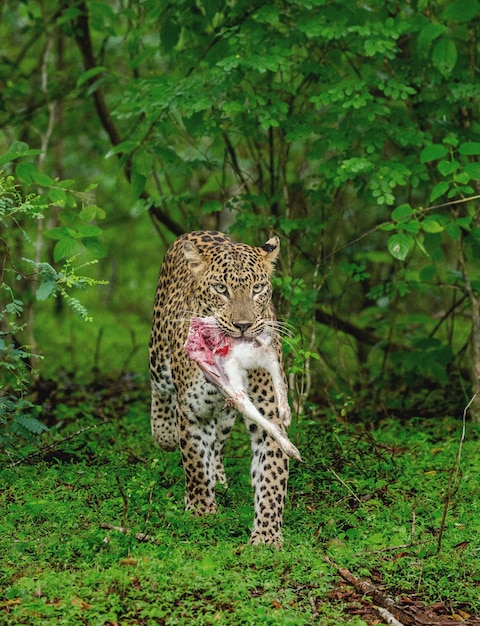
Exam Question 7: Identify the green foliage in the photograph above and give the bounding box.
[22,257,107,322]
[0,159,106,449]
[1,0,480,414]
[0,398,48,450]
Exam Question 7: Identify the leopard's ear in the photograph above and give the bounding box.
[183,241,205,276]
[259,236,280,273]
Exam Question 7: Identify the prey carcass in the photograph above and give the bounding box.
[184,316,301,462]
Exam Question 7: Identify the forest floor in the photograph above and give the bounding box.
[1,375,480,625]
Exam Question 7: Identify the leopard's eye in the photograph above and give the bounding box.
[252,282,267,295]
[213,283,228,295]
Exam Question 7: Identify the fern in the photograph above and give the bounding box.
[0,397,48,448]
[13,414,49,436]
[22,257,108,321]
[0,164,106,453]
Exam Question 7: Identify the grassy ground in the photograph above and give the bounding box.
[1,378,480,625]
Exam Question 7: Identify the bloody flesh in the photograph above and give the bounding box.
[184,316,301,462]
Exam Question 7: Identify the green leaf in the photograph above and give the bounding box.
[8,140,32,155]
[419,265,436,282]
[403,221,421,234]
[15,162,37,183]
[133,150,153,177]
[443,135,459,147]
[442,0,480,22]
[454,172,471,185]
[378,222,396,231]
[82,238,107,258]
[48,188,67,205]
[45,227,71,241]
[160,18,181,52]
[105,141,138,158]
[417,23,447,53]
[437,159,458,176]
[254,6,281,23]
[421,218,444,233]
[14,415,48,434]
[76,66,106,88]
[458,141,480,156]
[78,224,103,238]
[54,237,78,261]
[36,279,56,301]
[0,147,41,166]
[80,205,106,221]
[464,163,480,180]
[388,233,413,261]
[31,170,54,186]
[420,144,448,163]
[131,171,146,198]
[430,181,450,202]
[432,39,457,76]
[459,142,480,156]
[201,200,223,214]
[391,204,413,220]
[444,221,461,239]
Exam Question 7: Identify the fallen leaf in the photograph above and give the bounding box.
[1,599,22,607]
[457,609,471,619]
[71,596,91,610]
[453,541,470,552]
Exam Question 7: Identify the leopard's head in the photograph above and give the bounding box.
[183,235,280,338]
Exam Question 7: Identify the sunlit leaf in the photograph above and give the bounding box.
[421,218,444,233]
[387,233,413,260]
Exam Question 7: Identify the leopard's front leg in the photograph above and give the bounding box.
[177,407,219,514]
[249,427,289,548]
[246,368,290,548]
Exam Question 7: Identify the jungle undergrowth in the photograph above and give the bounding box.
[1,379,479,625]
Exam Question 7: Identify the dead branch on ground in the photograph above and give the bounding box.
[324,556,476,626]
[100,522,161,546]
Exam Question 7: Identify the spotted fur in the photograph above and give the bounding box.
[149,230,291,546]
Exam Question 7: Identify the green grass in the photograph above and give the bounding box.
[1,383,479,625]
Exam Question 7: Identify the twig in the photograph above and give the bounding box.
[410,506,416,545]
[327,467,363,506]
[324,557,457,626]
[375,606,406,626]
[115,474,128,529]
[117,329,141,378]
[326,194,480,262]
[308,595,319,618]
[368,539,431,555]
[93,326,104,372]
[325,556,413,624]
[437,393,475,554]
[4,419,110,469]
[100,523,161,545]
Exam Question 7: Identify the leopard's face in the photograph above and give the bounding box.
[183,233,279,339]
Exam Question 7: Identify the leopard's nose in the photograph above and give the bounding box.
[233,321,253,334]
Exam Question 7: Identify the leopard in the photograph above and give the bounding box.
[149,230,293,547]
